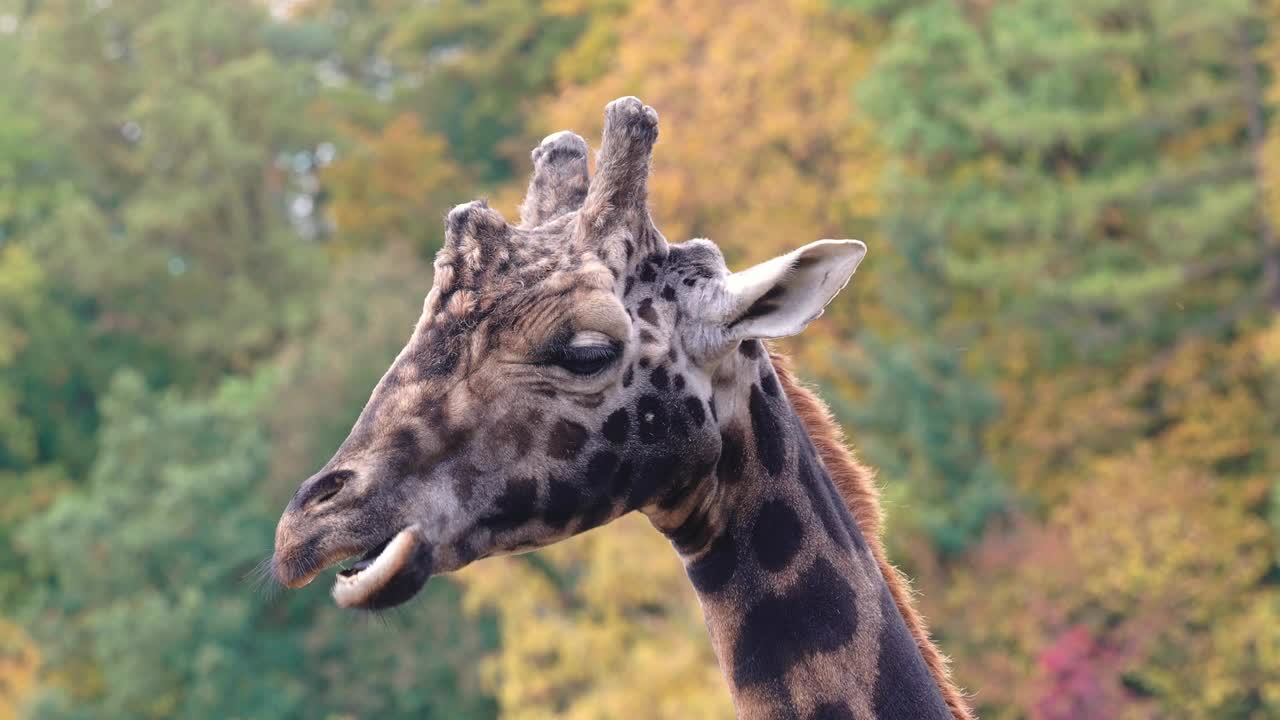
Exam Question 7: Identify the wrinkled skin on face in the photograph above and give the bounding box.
[271,98,865,610]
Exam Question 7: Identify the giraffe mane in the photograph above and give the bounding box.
[769,349,976,720]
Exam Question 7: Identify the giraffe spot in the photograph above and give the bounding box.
[731,557,858,688]
[670,404,689,441]
[544,480,582,530]
[454,542,479,568]
[418,397,446,432]
[441,406,478,455]
[683,397,706,426]
[751,500,804,572]
[480,478,538,534]
[872,583,952,719]
[507,424,534,456]
[422,323,462,377]
[602,408,630,444]
[451,461,482,504]
[760,368,781,397]
[637,298,659,325]
[749,385,787,476]
[636,395,669,443]
[809,703,855,720]
[629,453,676,509]
[577,496,614,532]
[650,366,670,390]
[386,422,417,450]
[385,426,421,481]
[548,418,589,460]
[717,427,746,484]
[491,412,534,459]
[686,531,737,593]
[661,285,676,301]
[587,450,620,484]
[798,449,867,554]
[610,460,635,499]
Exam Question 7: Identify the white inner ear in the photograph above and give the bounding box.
[723,240,866,340]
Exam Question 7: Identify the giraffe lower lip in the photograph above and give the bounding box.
[331,526,432,609]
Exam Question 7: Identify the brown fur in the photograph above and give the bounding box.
[770,350,975,720]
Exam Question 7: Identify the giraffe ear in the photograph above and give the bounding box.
[721,240,866,340]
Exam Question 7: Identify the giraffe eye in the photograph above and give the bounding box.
[553,343,620,376]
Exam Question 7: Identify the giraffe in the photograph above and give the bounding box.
[271,97,974,720]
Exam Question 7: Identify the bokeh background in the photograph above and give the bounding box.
[2,0,1278,718]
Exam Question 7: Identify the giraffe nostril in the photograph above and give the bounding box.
[314,483,342,506]
[296,469,353,510]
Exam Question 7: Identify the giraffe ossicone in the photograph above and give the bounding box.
[272,96,971,719]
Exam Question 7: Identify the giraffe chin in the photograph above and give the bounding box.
[331,526,433,610]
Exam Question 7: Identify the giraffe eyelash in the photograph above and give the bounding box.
[550,342,621,376]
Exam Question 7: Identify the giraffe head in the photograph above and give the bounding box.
[271,97,865,609]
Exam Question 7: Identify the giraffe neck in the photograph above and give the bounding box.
[653,344,952,720]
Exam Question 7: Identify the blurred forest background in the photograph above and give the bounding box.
[1,0,1278,718]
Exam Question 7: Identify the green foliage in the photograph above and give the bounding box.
[17,369,304,718]
[859,0,1280,716]
[0,61,71,244]
[0,246,43,466]
[0,1,501,717]
[389,0,627,182]
[20,0,323,377]
[850,210,1009,554]
[16,357,495,719]
[300,0,626,185]
[860,0,1265,361]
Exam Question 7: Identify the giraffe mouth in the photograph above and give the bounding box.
[331,525,433,609]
